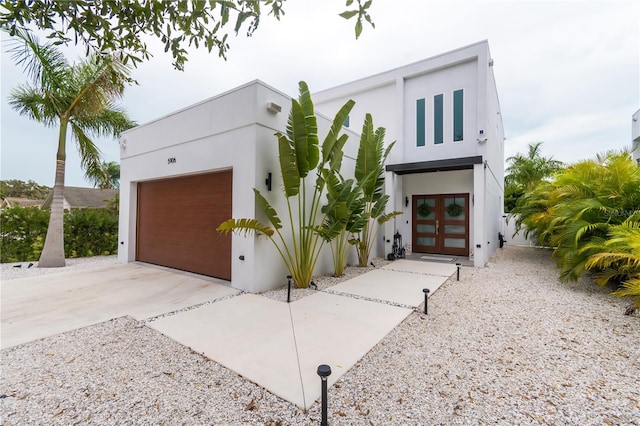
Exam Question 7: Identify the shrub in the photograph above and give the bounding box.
[0,206,49,262]
[1,206,118,262]
[64,208,119,258]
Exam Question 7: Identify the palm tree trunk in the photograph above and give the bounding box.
[38,119,68,267]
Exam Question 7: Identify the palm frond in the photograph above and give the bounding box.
[8,28,70,90]
[217,218,274,237]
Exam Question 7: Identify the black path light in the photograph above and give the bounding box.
[317,364,332,426]
[287,275,292,303]
[456,262,462,281]
[422,288,430,315]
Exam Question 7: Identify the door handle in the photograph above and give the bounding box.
[436,220,439,235]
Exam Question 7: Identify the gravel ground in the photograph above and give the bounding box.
[1,246,639,425]
[1,255,117,281]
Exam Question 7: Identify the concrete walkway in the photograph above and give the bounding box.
[2,259,454,410]
[149,259,454,409]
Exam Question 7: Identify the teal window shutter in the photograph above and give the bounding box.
[453,89,464,142]
[434,94,443,145]
[416,98,425,147]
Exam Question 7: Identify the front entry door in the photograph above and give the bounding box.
[412,193,469,256]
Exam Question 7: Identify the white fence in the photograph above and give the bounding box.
[501,214,535,246]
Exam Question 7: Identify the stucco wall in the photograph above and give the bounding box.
[402,59,479,163]
[118,80,367,292]
[118,81,294,293]
[633,109,640,164]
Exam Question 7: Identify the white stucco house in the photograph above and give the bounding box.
[118,40,504,292]
[633,109,640,166]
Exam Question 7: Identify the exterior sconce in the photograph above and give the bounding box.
[265,172,272,191]
[266,102,282,114]
[405,196,409,207]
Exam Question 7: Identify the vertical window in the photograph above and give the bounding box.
[416,98,425,147]
[453,89,464,142]
[434,94,443,145]
[344,115,350,127]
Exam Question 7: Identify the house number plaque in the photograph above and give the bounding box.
[167,157,176,164]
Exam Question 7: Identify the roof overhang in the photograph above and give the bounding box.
[386,155,483,175]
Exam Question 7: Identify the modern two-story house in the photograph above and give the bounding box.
[313,40,504,267]
[118,40,504,292]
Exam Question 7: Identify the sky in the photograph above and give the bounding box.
[1,0,639,188]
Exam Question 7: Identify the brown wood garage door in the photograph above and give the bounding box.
[136,171,232,280]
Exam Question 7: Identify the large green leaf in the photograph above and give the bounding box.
[217,218,274,237]
[254,188,282,230]
[298,81,319,170]
[289,99,311,177]
[322,99,355,164]
[276,133,300,197]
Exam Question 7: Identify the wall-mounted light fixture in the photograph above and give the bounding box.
[405,196,409,207]
[266,102,282,114]
[265,172,272,191]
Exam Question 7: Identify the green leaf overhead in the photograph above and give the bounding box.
[1,1,375,71]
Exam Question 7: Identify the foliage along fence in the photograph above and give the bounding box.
[0,206,118,262]
[511,150,640,313]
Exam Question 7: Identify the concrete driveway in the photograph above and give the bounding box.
[1,263,238,349]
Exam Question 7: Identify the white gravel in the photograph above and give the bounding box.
[1,255,118,281]
[1,246,639,425]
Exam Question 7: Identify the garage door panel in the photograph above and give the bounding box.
[137,171,232,280]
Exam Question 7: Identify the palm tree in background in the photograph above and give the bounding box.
[87,161,121,190]
[504,141,564,212]
[8,29,135,267]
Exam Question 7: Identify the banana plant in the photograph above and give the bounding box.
[349,113,402,267]
[317,170,368,276]
[217,81,354,288]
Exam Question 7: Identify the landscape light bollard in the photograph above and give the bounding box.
[456,263,461,281]
[287,275,292,303]
[423,288,430,315]
[317,364,332,426]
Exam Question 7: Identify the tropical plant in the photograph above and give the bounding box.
[7,29,135,267]
[87,161,121,190]
[514,150,640,282]
[582,216,640,315]
[319,172,367,276]
[1,0,375,70]
[349,114,401,267]
[504,141,563,212]
[217,81,354,288]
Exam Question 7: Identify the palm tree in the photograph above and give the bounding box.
[87,161,121,190]
[514,150,640,281]
[505,142,563,210]
[8,29,135,267]
[583,215,640,315]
